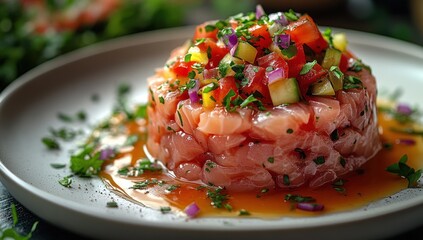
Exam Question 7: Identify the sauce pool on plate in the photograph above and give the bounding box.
[99,105,423,218]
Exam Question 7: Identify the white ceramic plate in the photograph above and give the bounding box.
[1,27,423,240]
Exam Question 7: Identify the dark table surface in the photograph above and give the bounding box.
[1,180,423,240]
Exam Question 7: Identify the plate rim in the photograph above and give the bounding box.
[1,26,423,235]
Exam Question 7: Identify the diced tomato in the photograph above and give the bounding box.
[170,59,195,77]
[339,50,356,72]
[285,43,306,77]
[285,15,328,54]
[297,62,327,97]
[241,65,272,104]
[257,52,289,72]
[193,22,219,42]
[248,24,272,57]
[211,76,239,105]
[197,39,229,69]
[339,53,350,73]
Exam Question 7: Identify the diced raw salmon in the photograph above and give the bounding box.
[147,64,381,191]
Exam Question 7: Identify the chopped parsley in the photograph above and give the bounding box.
[386,154,422,188]
[267,156,275,163]
[184,53,192,62]
[323,28,334,47]
[299,60,317,75]
[130,178,166,190]
[203,82,219,93]
[284,194,315,203]
[70,143,104,177]
[222,89,236,111]
[283,174,290,186]
[339,157,347,168]
[343,75,363,90]
[159,96,165,104]
[160,206,172,213]
[57,112,73,122]
[207,187,231,209]
[49,127,79,141]
[42,137,60,150]
[238,209,251,216]
[313,156,326,165]
[179,79,197,92]
[166,184,180,192]
[106,201,118,208]
[136,159,163,174]
[330,129,339,141]
[50,163,66,169]
[240,94,259,108]
[332,179,347,194]
[59,175,72,188]
[284,9,299,21]
[280,44,297,58]
[205,24,216,32]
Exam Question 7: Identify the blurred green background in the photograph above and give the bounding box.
[1,0,422,91]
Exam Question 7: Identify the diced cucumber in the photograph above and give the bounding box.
[321,48,341,69]
[268,78,300,105]
[311,78,335,96]
[233,41,257,64]
[328,70,344,91]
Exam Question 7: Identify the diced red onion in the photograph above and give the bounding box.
[296,203,324,211]
[396,138,416,146]
[99,147,114,160]
[268,12,289,26]
[274,34,290,49]
[255,4,265,19]
[188,79,200,103]
[266,68,286,84]
[396,103,413,116]
[184,202,200,218]
[221,28,238,49]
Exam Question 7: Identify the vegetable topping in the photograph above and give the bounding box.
[165,5,367,110]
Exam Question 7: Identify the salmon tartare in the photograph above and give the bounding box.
[146,6,381,192]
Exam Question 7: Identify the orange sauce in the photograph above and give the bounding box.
[99,110,423,218]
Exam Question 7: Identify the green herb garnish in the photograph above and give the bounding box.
[207,187,230,209]
[50,163,66,169]
[59,175,72,188]
[323,28,333,47]
[203,82,219,93]
[299,60,317,75]
[42,137,60,150]
[284,9,299,21]
[238,209,250,216]
[284,194,315,203]
[160,206,172,213]
[184,53,192,62]
[386,154,422,188]
[70,143,103,177]
[313,156,325,165]
[106,201,118,208]
[343,75,363,90]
